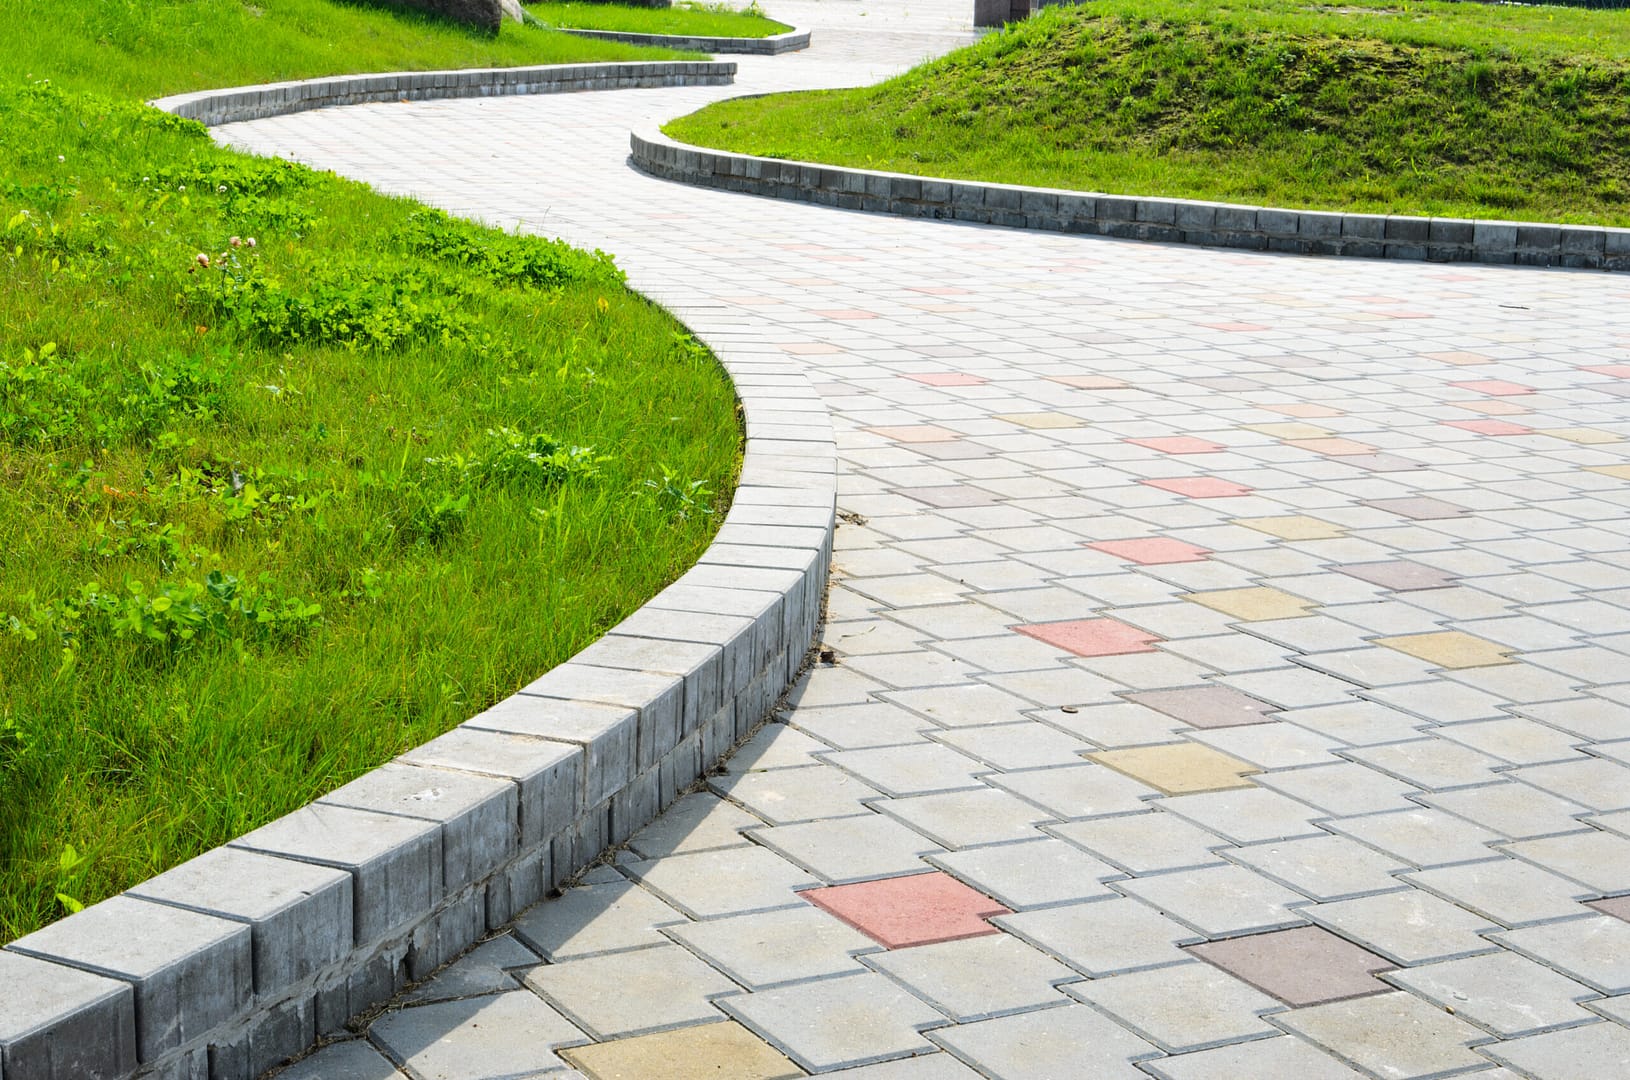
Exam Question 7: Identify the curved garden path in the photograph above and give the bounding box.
[232,2,1630,1076]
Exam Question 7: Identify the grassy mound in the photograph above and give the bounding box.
[528,0,791,39]
[0,3,740,941]
[665,0,1630,225]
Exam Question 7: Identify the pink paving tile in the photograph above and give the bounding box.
[1087,538,1213,565]
[1050,375,1130,390]
[1284,437,1377,456]
[1125,436,1224,455]
[1589,895,1630,922]
[1453,399,1531,416]
[1140,477,1253,498]
[1584,365,1630,378]
[906,286,973,295]
[802,871,1010,949]
[811,309,879,320]
[1261,403,1344,418]
[1442,419,1533,436]
[1125,686,1278,728]
[904,373,988,387]
[865,425,962,443]
[1188,927,1395,1007]
[1013,618,1162,657]
[1452,380,1535,396]
[1201,322,1270,332]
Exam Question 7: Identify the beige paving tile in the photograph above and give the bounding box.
[562,1021,803,1080]
[1183,587,1315,622]
[1233,516,1347,541]
[1374,631,1516,669]
[1087,744,1260,795]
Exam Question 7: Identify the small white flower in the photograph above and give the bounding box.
[246,237,257,248]
[217,184,226,194]
[229,236,242,247]
[194,253,210,268]
[56,154,64,163]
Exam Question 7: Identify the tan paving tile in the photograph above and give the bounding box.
[1540,428,1621,444]
[1241,422,1332,439]
[1233,516,1347,540]
[994,412,1083,429]
[1088,743,1261,795]
[1374,631,1517,670]
[1586,465,1630,481]
[562,1021,804,1080]
[1183,587,1315,622]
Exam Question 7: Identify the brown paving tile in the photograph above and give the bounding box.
[1188,926,1396,1007]
[1332,561,1457,592]
[1374,631,1516,669]
[563,1022,804,1079]
[1124,686,1279,729]
[1126,436,1225,455]
[1233,516,1346,541]
[865,424,961,443]
[1141,477,1253,498]
[802,871,1009,949]
[898,485,1000,508]
[1589,895,1630,922]
[1184,587,1315,621]
[1087,538,1212,565]
[1088,743,1260,795]
[1361,497,1470,521]
[1014,618,1162,657]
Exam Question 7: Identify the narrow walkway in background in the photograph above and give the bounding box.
[230,3,1630,1076]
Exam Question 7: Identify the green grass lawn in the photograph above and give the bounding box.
[666,0,1630,225]
[528,0,791,39]
[0,3,740,941]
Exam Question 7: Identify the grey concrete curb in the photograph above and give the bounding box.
[148,60,738,126]
[0,71,835,1080]
[631,127,1630,271]
[552,24,811,54]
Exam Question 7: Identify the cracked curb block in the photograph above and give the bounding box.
[630,127,1630,272]
[148,61,739,126]
[0,85,832,1080]
[554,24,810,54]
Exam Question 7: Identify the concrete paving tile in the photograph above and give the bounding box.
[1139,1035,1366,1079]
[803,870,1009,949]
[626,793,762,860]
[1405,858,1595,928]
[522,944,739,1039]
[1362,496,1471,520]
[711,766,883,825]
[1484,1022,1630,1080]
[818,1053,983,1079]
[560,1021,801,1080]
[1271,990,1489,1078]
[877,786,1053,848]
[1233,516,1347,541]
[931,721,1090,770]
[1436,717,1586,766]
[720,972,947,1072]
[1187,925,1394,1007]
[751,810,941,888]
[1280,700,1430,745]
[1123,686,1278,730]
[401,934,539,1005]
[1050,811,1228,874]
[984,762,1158,818]
[1067,962,1282,1052]
[930,1003,1159,1078]
[1187,723,1345,770]
[980,666,1126,709]
[1088,743,1261,795]
[1117,863,1310,938]
[786,664,897,708]
[726,724,833,772]
[1225,834,1409,902]
[822,743,987,797]
[370,991,585,1079]
[840,649,983,690]
[1216,666,1362,709]
[511,880,687,961]
[878,682,1036,727]
[789,703,939,749]
[866,932,1078,1021]
[1504,829,1630,893]
[1383,951,1599,1037]
[624,846,819,919]
[278,1040,405,1080]
[930,837,1121,909]
[1493,916,1630,994]
[1424,781,1594,840]
[1303,889,1500,965]
[825,618,931,658]
[1514,756,1630,812]
[1158,788,1325,845]
[664,906,877,990]
[997,896,1202,975]
[1518,698,1630,741]
[1344,738,1505,791]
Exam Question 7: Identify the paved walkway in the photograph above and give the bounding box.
[235,4,1630,1077]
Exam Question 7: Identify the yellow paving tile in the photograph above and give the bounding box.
[1540,428,1622,445]
[1184,587,1316,621]
[1241,423,1332,440]
[994,412,1083,429]
[1088,744,1260,795]
[1233,516,1347,541]
[563,1022,804,1080]
[1284,437,1377,456]
[1587,465,1630,481]
[1374,631,1516,670]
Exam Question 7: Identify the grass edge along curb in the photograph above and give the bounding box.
[550,24,810,54]
[0,82,837,1080]
[151,59,738,125]
[631,126,1630,271]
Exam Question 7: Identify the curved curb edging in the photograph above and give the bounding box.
[149,60,738,127]
[552,24,811,54]
[631,126,1630,271]
[0,74,836,1080]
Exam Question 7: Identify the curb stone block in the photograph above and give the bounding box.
[399,728,582,849]
[1257,208,1299,236]
[520,663,685,771]
[126,848,351,996]
[462,696,637,809]
[230,804,443,944]
[0,950,137,1080]
[7,896,251,1062]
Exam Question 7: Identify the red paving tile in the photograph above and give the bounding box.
[905,373,988,387]
[1584,365,1630,378]
[1140,477,1253,498]
[1442,419,1533,436]
[803,871,1010,949]
[1088,538,1212,565]
[1013,618,1162,657]
[1452,380,1535,396]
[1125,436,1224,455]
